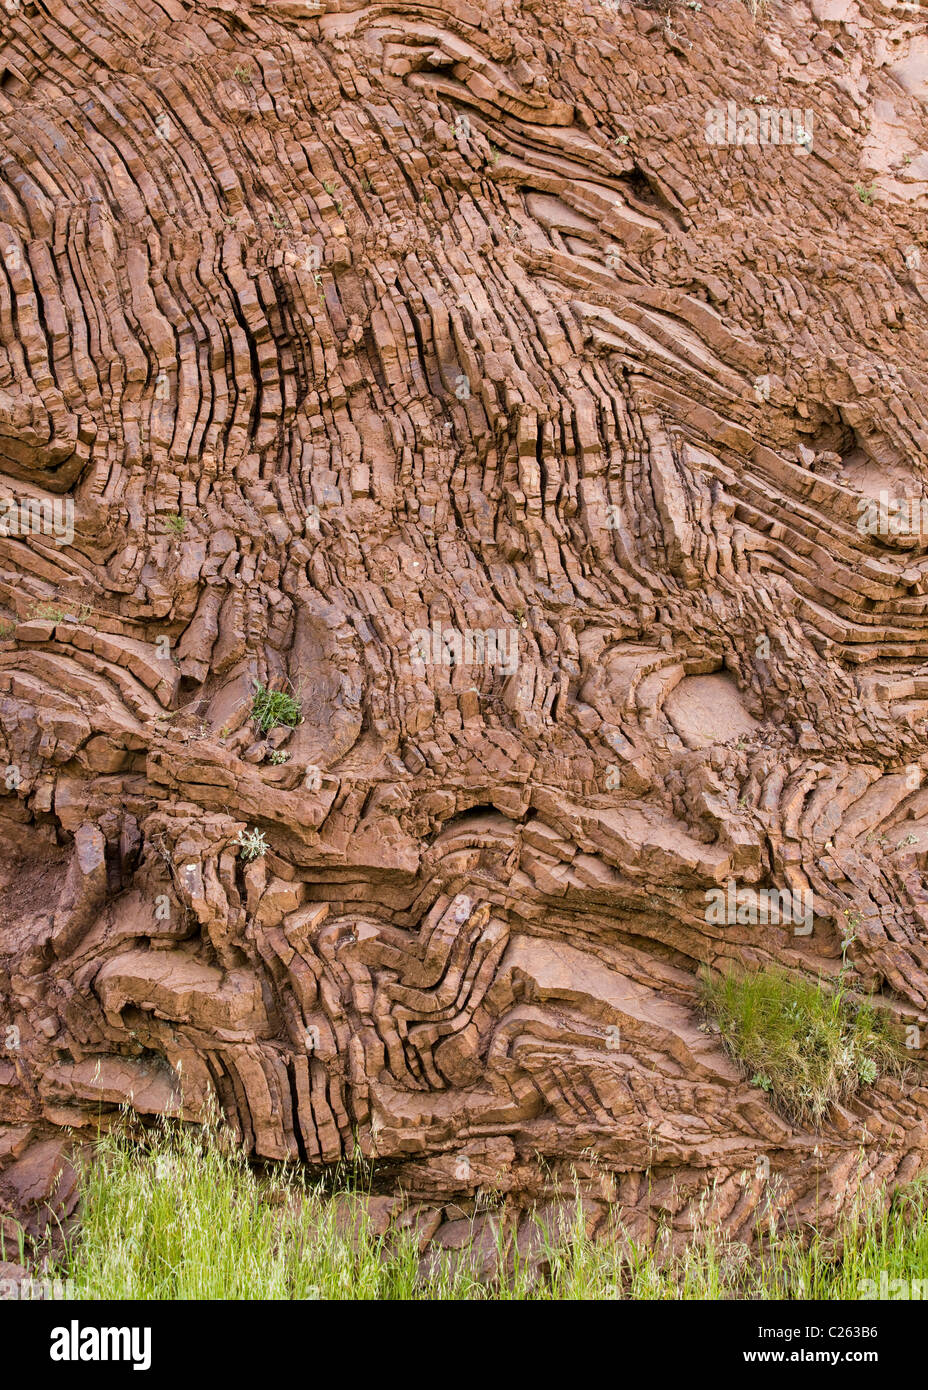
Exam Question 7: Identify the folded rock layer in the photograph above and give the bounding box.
[1,0,928,1251]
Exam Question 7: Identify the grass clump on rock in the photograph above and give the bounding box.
[250,680,302,733]
[701,965,905,1127]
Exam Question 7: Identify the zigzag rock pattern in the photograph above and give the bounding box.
[2,0,928,1252]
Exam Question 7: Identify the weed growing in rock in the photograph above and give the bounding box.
[25,600,92,624]
[250,681,302,733]
[701,966,905,1126]
[237,827,269,861]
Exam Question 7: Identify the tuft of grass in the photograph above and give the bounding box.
[27,601,68,623]
[701,966,906,1127]
[250,681,302,733]
[47,1119,928,1300]
[26,599,94,626]
[163,513,186,537]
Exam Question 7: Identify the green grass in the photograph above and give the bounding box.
[58,1121,539,1301]
[702,966,906,1127]
[250,681,302,733]
[22,1117,928,1300]
[27,601,68,623]
[757,1181,928,1299]
[26,600,94,625]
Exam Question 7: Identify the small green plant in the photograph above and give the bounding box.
[236,826,269,861]
[268,750,290,764]
[841,909,860,967]
[250,681,302,733]
[858,1055,877,1085]
[163,514,186,537]
[855,183,877,205]
[702,966,905,1127]
[234,65,252,83]
[27,601,68,623]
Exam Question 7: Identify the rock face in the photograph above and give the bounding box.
[2,0,928,1251]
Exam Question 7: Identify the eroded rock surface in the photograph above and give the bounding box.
[1,0,928,1251]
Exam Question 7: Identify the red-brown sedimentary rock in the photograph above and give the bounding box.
[1,0,928,1254]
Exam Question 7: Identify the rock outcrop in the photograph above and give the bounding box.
[2,0,928,1252]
